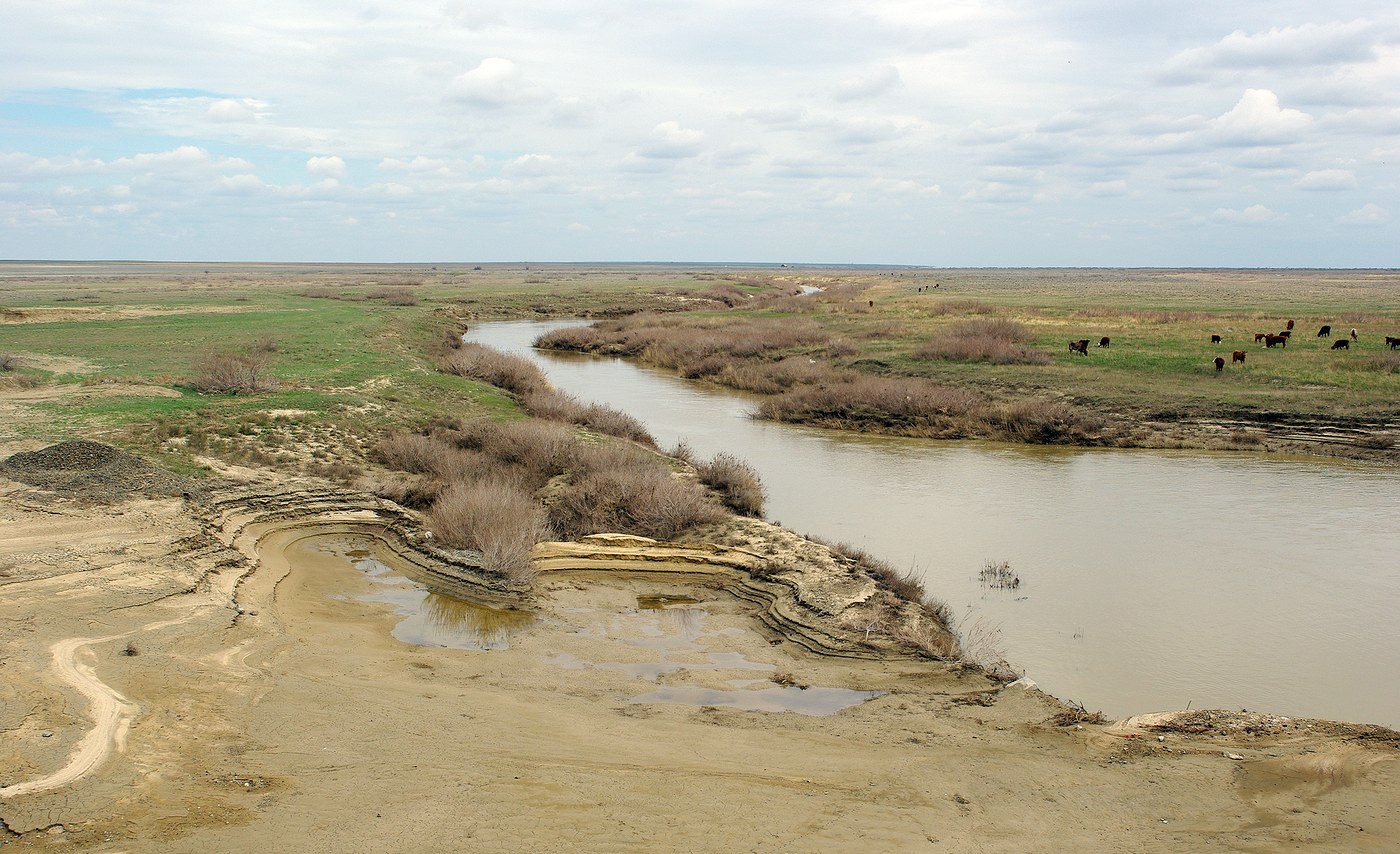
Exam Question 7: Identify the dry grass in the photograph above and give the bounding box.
[758,376,985,435]
[916,319,1050,365]
[429,480,553,583]
[696,452,765,517]
[192,353,277,394]
[547,443,725,540]
[440,343,552,397]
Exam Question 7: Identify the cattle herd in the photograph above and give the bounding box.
[1064,321,1400,373]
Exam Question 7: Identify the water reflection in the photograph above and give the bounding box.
[326,540,533,650]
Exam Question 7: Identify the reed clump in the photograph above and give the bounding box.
[915,319,1049,365]
[429,480,553,583]
[696,452,765,517]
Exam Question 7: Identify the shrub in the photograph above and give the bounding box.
[369,287,419,306]
[0,353,18,372]
[915,319,1049,365]
[521,389,656,447]
[548,443,723,540]
[697,452,765,517]
[758,376,984,435]
[440,343,552,397]
[429,480,553,583]
[193,353,276,394]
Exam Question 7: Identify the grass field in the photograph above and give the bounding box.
[3,263,1398,468]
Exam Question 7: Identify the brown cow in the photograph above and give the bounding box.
[1286,319,1295,330]
[1331,339,1350,350]
[1264,334,1287,348]
[1210,334,1222,344]
[1097,336,1111,348]
[1387,336,1400,350]
[1317,325,1331,338]
[1214,356,1225,371]
[1232,350,1246,364]
[1254,332,1267,343]
[1068,339,1089,355]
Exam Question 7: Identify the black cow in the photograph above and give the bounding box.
[1387,336,1400,350]
[1214,356,1225,372]
[1210,334,1222,344]
[1331,339,1350,350]
[1068,339,1089,355]
[1317,325,1331,338]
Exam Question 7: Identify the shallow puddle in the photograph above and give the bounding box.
[322,541,532,650]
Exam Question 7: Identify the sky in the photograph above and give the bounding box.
[1,1,1397,266]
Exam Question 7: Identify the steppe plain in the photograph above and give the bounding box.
[1,263,1397,852]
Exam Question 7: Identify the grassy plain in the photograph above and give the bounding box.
[3,263,1398,468]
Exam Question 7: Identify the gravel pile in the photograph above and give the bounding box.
[0,440,197,503]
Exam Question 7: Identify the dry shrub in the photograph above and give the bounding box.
[713,357,839,394]
[0,353,19,372]
[368,472,444,509]
[700,283,750,307]
[440,343,551,397]
[450,419,576,489]
[429,480,552,583]
[916,319,1049,365]
[193,353,277,394]
[537,316,832,371]
[985,399,1102,444]
[696,452,765,517]
[301,287,341,299]
[1364,353,1400,374]
[759,376,983,434]
[521,390,656,446]
[369,287,419,306]
[549,444,723,540]
[827,541,926,601]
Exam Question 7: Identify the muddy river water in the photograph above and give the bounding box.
[465,320,1400,726]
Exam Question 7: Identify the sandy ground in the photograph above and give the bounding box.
[1,459,1398,853]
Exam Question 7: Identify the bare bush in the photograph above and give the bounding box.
[0,353,19,372]
[367,472,444,509]
[429,480,553,583]
[369,287,419,306]
[521,389,656,446]
[916,319,1049,365]
[697,452,765,517]
[549,444,723,540]
[193,353,277,394]
[440,343,552,397]
[759,376,984,435]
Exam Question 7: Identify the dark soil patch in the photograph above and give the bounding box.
[0,440,199,503]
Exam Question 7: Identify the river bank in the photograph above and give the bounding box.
[2,441,1398,851]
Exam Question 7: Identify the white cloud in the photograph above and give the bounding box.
[832,65,903,102]
[637,121,705,159]
[1163,22,1381,82]
[1212,204,1279,223]
[1339,203,1388,225]
[1211,90,1314,147]
[1296,169,1357,191]
[448,57,538,107]
[206,98,260,123]
[307,156,346,178]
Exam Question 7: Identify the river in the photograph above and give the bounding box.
[465,320,1400,726]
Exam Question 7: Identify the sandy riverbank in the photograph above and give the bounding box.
[1,445,1397,852]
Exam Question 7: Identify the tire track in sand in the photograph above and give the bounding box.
[0,614,194,800]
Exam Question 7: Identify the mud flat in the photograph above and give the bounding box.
[2,454,1398,852]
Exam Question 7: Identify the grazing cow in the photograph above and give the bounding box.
[1286,319,1295,330]
[1317,325,1331,338]
[1210,334,1222,344]
[1264,334,1287,348]
[1214,356,1225,372]
[1254,332,1267,343]
[1279,329,1292,338]
[1386,336,1400,350]
[1098,336,1111,348]
[1068,339,1089,355]
[1351,328,1358,341]
[1232,350,1246,364]
[1331,339,1350,350]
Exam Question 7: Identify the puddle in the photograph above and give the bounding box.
[629,684,885,716]
[322,541,532,650]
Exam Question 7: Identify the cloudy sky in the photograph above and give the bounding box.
[2,1,1397,266]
